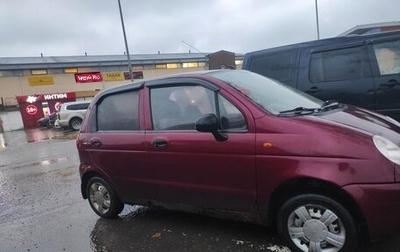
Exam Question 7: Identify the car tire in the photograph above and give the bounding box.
[69,117,82,131]
[277,194,358,252]
[86,177,124,219]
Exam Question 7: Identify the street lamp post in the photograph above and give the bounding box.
[117,0,134,81]
[315,0,320,40]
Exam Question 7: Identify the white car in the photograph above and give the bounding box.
[57,101,90,131]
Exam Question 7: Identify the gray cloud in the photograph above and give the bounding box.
[0,0,399,57]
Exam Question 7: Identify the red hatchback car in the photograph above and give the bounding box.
[77,70,400,252]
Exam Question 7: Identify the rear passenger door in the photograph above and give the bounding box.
[367,36,400,119]
[297,44,375,110]
[85,89,147,202]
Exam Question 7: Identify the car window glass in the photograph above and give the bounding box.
[218,95,247,131]
[97,91,139,131]
[66,103,89,110]
[151,85,216,130]
[373,40,400,75]
[250,52,295,82]
[310,46,365,82]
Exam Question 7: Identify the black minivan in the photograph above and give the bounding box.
[243,31,400,120]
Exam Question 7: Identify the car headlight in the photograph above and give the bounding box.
[373,135,400,165]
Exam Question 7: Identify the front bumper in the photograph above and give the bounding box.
[344,183,400,240]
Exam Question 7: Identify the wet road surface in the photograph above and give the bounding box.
[0,129,399,251]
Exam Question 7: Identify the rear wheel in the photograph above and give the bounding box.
[69,117,82,131]
[277,194,358,252]
[86,177,124,219]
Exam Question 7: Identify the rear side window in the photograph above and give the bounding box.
[97,91,139,131]
[372,40,400,75]
[310,46,366,82]
[66,103,89,110]
[249,52,295,82]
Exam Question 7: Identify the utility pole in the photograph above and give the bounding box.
[315,0,320,39]
[118,0,134,81]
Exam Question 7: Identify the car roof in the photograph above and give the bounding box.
[90,69,232,104]
[245,30,400,55]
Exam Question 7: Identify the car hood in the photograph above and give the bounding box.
[317,105,400,143]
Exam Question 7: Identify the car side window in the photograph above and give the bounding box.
[373,40,400,75]
[250,51,295,82]
[151,85,216,130]
[218,95,247,131]
[310,46,366,82]
[66,103,89,110]
[97,91,139,131]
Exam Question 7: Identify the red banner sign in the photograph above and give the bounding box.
[75,72,103,83]
[16,92,76,104]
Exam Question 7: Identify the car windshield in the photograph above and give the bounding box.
[208,70,324,115]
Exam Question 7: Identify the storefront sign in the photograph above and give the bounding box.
[27,75,54,86]
[124,71,144,80]
[17,92,76,104]
[104,71,125,81]
[43,93,69,100]
[75,72,103,83]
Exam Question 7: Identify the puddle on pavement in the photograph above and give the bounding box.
[0,128,78,148]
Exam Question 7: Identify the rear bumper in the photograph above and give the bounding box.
[343,183,400,240]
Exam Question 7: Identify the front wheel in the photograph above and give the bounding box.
[86,177,124,219]
[277,194,358,252]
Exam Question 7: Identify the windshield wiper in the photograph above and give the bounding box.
[320,100,341,111]
[279,100,343,116]
[279,107,318,116]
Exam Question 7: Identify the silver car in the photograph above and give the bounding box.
[56,101,90,130]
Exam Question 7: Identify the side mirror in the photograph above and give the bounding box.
[196,114,228,141]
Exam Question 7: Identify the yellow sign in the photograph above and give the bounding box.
[28,75,54,86]
[104,71,125,81]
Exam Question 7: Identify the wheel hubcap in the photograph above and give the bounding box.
[89,183,111,214]
[303,219,328,242]
[288,205,345,252]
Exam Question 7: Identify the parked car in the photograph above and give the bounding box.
[242,30,400,120]
[77,70,400,252]
[57,100,90,131]
[37,111,57,128]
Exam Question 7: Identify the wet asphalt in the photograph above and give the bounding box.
[0,128,399,252]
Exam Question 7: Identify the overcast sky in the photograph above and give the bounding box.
[0,0,399,58]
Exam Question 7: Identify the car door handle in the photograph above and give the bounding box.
[82,138,102,147]
[152,139,168,148]
[305,86,321,95]
[380,79,399,87]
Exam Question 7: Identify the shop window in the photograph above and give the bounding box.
[156,64,167,69]
[167,63,180,69]
[182,62,199,68]
[64,68,78,74]
[48,69,64,74]
[132,65,144,70]
[31,69,47,75]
